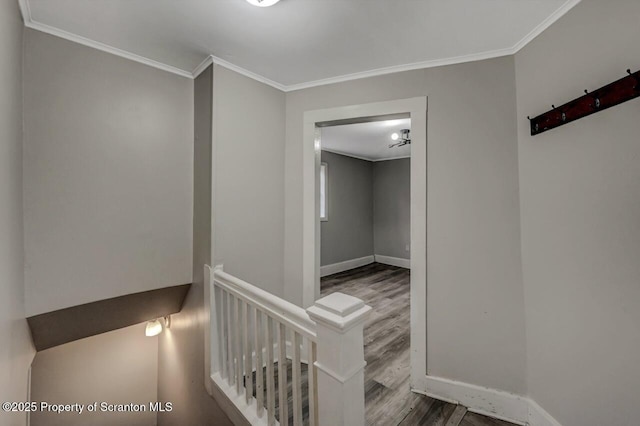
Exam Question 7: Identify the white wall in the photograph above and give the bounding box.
[0,2,36,426]
[284,57,528,395]
[23,29,194,316]
[515,1,640,424]
[31,324,158,426]
[212,64,286,296]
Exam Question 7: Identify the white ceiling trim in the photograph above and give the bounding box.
[512,0,581,53]
[18,0,193,79]
[285,46,516,92]
[18,0,581,91]
[208,55,287,91]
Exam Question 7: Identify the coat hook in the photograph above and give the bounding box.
[527,116,531,121]
[584,89,589,95]
[552,105,556,109]
[628,69,639,90]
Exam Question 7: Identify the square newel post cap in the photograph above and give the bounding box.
[307,292,372,333]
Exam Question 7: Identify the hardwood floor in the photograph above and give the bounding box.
[321,263,517,426]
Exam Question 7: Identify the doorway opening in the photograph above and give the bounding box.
[302,97,428,421]
[318,115,412,423]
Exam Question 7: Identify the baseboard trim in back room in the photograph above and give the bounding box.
[320,255,374,277]
[374,254,410,269]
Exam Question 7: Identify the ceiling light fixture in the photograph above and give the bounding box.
[246,0,281,7]
[389,129,411,148]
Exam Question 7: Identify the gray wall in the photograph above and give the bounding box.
[31,324,157,426]
[320,151,374,266]
[157,63,285,424]
[284,57,527,395]
[373,158,410,259]
[0,3,36,426]
[23,29,194,316]
[212,64,286,296]
[515,1,640,424]
[157,65,232,426]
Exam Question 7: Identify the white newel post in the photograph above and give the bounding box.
[306,292,372,426]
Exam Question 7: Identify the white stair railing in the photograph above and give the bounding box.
[207,265,371,426]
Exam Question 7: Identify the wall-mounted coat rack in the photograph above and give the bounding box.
[528,69,640,136]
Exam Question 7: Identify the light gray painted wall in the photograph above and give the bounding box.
[373,158,410,259]
[284,57,527,394]
[31,324,157,426]
[157,65,232,426]
[0,3,36,426]
[320,151,374,266]
[515,1,640,424]
[23,29,194,316]
[212,64,286,296]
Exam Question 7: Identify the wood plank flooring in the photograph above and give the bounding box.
[321,263,518,426]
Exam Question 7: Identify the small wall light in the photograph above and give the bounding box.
[145,319,163,337]
[391,132,399,141]
[145,316,171,337]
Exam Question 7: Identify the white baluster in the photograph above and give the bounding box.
[243,303,253,403]
[219,289,228,380]
[278,323,289,426]
[265,316,276,426]
[307,340,318,426]
[254,309,264,417]
[235,297,242,394]
[227,293,235,386]
[291,331,302,426]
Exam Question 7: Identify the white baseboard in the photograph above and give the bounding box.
[320,255,374,277]
[374,254,411,269]
[413,375,563,426]
[416,375,528,425]
[528,399,563,426]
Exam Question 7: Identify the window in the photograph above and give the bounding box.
[320,162,328,221]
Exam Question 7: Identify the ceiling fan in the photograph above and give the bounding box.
[389,129,411,148]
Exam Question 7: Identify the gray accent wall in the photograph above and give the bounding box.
[23,29,194,317]
[320,151,374,266]
[515,1,640,424]
[319,152,410,266]
[0,2,36,425]
[285,57,527,395]
[31,324,158,426]
[157,65,233,426]
[373,158,410,259]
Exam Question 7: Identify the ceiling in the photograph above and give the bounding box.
[321,119,411,162]
[22,0,579,90]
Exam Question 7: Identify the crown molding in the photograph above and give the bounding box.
[207,54,287,91]
[512,0,582,53]
[283,46,516,92]
[18,0,193,79]
[18,0,581,90]
[192,55,214,79]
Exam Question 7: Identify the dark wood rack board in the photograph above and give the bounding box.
[529,69,640,136]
